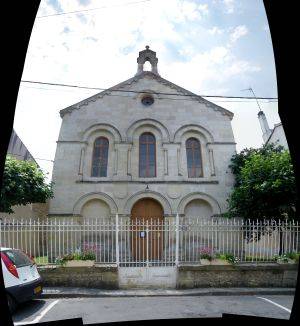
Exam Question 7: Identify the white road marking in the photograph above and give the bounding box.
[256,296,291,313]
[14,299,60,325]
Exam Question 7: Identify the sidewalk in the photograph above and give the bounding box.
[41,287,295,298]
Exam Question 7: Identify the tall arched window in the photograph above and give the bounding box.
[186,138,203,178]
[139,132,156,177]
[91,137,109,177]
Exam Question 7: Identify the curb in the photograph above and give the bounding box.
[41,288,295,299]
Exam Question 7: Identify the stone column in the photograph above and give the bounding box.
[127,147,132,176]
[177,147,183,176]
[78,147,84,176]
[163,148,168,175]
[208,147,216,176]
[114,148,118,175]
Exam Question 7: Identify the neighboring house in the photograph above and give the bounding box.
[0,129,48,219]
[49,46,236,220]
[7,129,37,163]
[258,111,289,150]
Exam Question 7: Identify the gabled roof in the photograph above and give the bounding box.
[60,71,234,120]
[7,129,38,166]
[266,122,283,144]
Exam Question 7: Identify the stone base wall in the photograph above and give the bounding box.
[39,265,118,289]
[177,263,298,289]
[38,263,298,289]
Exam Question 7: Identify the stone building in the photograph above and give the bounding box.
[258,110,289,150]
[0,129,49,219]
[49,47,236,221]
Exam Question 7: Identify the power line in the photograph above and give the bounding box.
[20,85,277,103]
[20,80,278,100]
[36,0,151,19]
[7,152,54,163]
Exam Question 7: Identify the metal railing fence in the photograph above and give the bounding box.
[0,216,299,265]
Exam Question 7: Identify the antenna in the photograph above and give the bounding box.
[241,86,262,112]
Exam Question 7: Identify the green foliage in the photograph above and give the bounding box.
[224,253,239,264]
[229,143,285,187]
[215,253,226,260]
[55,250,96,265]
[215,252,239,264]
[285,251,300,263]
[80,251,96,261]
[227,144,297,220]
[0,156,53,213]
[273,254,290,263]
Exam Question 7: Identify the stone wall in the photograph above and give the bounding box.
[39,265,118,289]
[38,263,298,289]
[177,263,298,288]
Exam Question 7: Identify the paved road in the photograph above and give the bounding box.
[12,295,294,325]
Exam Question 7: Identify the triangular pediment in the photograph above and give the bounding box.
[60,71,234,120]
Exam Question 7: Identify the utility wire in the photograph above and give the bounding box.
[20,85,277,103]
[7,152,54,163]
[20,80,278,100]
[36,0,151,19]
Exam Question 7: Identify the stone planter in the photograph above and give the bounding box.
[277,259,296,265]
[200,259,230,265]
[210,259,230,265]
[64,260,95,267]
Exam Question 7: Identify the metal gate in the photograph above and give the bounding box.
[117,216,178,288]
[117,217,177,267]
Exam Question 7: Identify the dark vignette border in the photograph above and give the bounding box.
[263,1,300,321]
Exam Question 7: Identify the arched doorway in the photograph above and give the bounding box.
[131,198,164,262]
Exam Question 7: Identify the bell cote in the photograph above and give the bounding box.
[136,46,159,76]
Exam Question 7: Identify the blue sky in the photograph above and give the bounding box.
[14,0,279,180]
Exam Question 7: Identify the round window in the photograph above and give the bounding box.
[141,95,154,106]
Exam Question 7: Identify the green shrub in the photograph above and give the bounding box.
[215,252,239,264]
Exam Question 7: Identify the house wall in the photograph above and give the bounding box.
[49,73,236,219]
[267,124,289,150]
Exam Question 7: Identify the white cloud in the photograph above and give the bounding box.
[198,3,209,15]
[223,0,235,14]
[224,60,261,77]
[208,26,224,35]
[229,25,248,43]
[13,0,273,178]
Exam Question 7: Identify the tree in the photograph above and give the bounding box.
[226,145,298,252]
[227,144,297,220]
[0,156,53,213]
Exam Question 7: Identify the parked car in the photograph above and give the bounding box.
[1,247,43,313]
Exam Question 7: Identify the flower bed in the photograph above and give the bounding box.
[199,247,239,265]
[55,250,96,267]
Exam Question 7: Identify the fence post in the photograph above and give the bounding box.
[115,214,119,266]
[175,213,179,266]
[146,220,149,267]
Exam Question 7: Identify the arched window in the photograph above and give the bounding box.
[186,138,203,178]
[139,132,156,177]
[91,137,109,177]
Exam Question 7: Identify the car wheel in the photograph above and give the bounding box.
[7,293,17,314]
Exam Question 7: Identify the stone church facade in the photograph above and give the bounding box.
[49,47,236,220]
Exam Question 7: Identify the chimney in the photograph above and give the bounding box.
[258,110,272,143]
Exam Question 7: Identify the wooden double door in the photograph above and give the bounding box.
[131,198,164,262]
